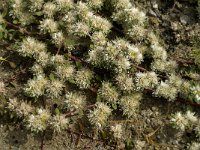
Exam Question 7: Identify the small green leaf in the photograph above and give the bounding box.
[10,114,14,119]
[0,57,6,61]
[9,61,17,69]
[0,95,7,104]
[55,108,60,115]
[125,138,133,150]
[96,95,101,102]
[100,130,107,140]
[13,20,18,24]
[78,110,84,116]
[49,73,55,80]
[10,81,17,88]
[35,11,43,16]
[75,61,83,69]
[0,32,3,40]
[111,103,117,110]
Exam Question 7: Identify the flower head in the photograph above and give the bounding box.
[50,114,69,132]
[65,92,86,112]
[88,102,111,128]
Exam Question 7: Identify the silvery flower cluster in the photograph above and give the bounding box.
[3,0,198,142]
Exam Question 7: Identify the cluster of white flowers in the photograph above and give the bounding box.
[135,71,158,90]
[110,124,123,139]
[127,44,143,64]
[50,114,69,132]
[151,59,177,73]
[134,140,146,150]
[68,22,91,37]
[63,11,76,24]
[87,45,104,67]
[151,43,167,60]
[7,98,33,117]
[43,2,57,17]
[74,2,112,34]
[55,65,74,81]
[51,31,65,47]
[65,92,86,112]
[97,82,119,104]
[179,80,191,98]
[31,63,44,76]
[9,0,34,25]
[154,74,183,101]
[39,18,58,33]
[88,102,112,128]
[46,79,65,98]
[86,0,104,9]
[27,108,51,132]
[55,0,73,10]
[29,0,44,12]
[171,111,198,132]
[90,32,107,46]
[168,74,183,88]
[18,37,51,69]
[7,0,199,145]
[148,32,177,73]
[187,142,200,150]
[154,81,178,100]
[11,0,24,16]
[119,93,142,118]
[50,54,66,66]
[25,75,48,97]
[111,0,146,40]
[88,37,143,73]
[190,84,200,103]
[36,51,50,67]
[116,74,134,92]
[171,110,200,148]
[111,0,132,10]
[18,37,46,57]
[75,68,94,89]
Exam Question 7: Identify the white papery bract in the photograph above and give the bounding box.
[46,79,65,98]
[55,65,74,81]
[135,71,158,90]
[43,2,57,17]
[116,74,134,92]
[120,93,142,118]
[35,51,50,67]
[18,37,46,57]
[98,82,119,104]
[7,98,33,117]
[29,0,44,11]
[154,81,178,100]
[50,114,69,132]
[88,102,111,128]
[52,31,65,47]
[187,142,200,150]
[110,124,123,139]
[171,111,198,132]
[191,85,200,103]
[86,0,104,9]
[75,68,94,89]
[171,112,188,131]
[65,92,86,112]
[25,75,48,98]
[26,108,51,132]
[39,18,58,33]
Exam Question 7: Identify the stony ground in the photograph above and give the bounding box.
[0,0,200,149]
